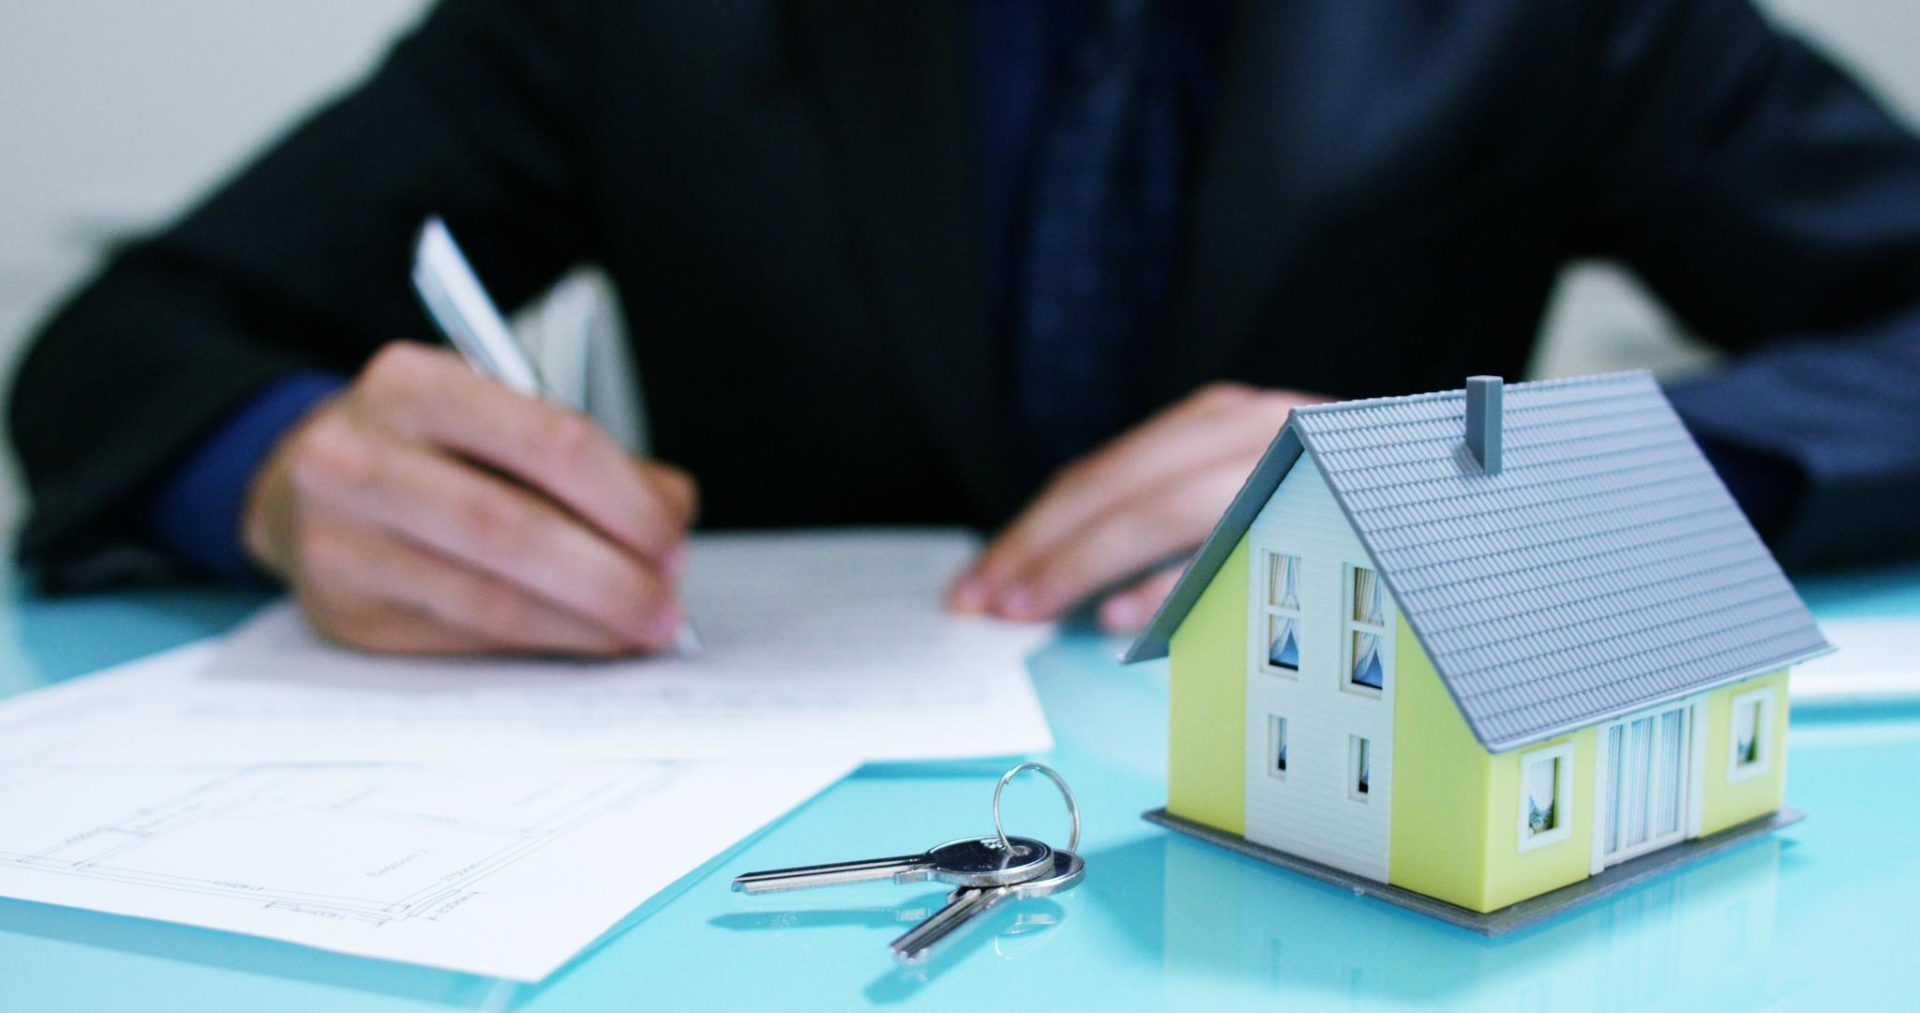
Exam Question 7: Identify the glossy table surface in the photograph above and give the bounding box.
[2,562,1918,1012]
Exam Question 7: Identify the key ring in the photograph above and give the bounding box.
[992,762,1080,855]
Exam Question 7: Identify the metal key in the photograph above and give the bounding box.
[889,849,1085,964]
[731,836,1053,895]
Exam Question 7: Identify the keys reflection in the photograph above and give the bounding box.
[708,896,944,932]
[710,893,1064,942]
[865,899,1069,1001]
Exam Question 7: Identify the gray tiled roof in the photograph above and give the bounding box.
[1125,371,1830,752]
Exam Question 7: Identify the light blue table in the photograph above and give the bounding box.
[2,563,1917,1012]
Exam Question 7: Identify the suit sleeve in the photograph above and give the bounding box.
[6,0,595,589]
[1577,0,1920,569]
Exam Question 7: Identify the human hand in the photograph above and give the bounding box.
[242,341,697,656]
[949,383,1326,634]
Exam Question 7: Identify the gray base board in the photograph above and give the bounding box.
[1142,806,1804,936]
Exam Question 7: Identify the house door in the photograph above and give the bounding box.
[1597,704,1692,868]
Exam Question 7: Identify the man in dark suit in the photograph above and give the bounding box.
[10,0,1920,655]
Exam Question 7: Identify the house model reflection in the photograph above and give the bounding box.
[1124,372,1830,929]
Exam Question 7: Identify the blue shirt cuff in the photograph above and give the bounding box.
[143,371,347,579]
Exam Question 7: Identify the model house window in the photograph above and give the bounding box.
[1263,552,1303,674]
[1345,566,1387,691]
[1517,742,1573,850]
[1728,688,1773,783]
[1267,715,1288,779]
[1349,736,1371,801]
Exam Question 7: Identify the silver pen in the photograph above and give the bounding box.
[411,216,703,656]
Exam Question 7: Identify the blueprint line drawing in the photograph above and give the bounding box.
[1,764,670,925]
[0,531,1020,978]
[0,760,854,980]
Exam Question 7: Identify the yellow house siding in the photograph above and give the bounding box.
[1480,728,1596,911]
[1177,547,1790,912]
[1168,537,1250,835]
[1699,670,1790,836]
[1390,616,1596,913]
[1387,616,1493,911]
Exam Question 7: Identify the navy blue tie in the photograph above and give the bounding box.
[1011,0,1184,472]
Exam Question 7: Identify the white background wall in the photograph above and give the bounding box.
[0,0,433,542]
[0,1,1915,548]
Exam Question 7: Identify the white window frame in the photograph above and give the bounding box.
[1260,550,1305,679]
[1348,735,1372,803]
[1266,714,1289,780]
[1517,741,1575,852]
[1340,563,1390,698]
[1727,687,1774,784]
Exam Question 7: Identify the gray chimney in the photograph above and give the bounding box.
[1465,376,1503,474]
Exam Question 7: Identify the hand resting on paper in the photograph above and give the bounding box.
[241,341,697,656]
[950,382,1328,635]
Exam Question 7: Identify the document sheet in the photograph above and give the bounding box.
[1790,617,1920,704]
[0,529,1053,979]
[0,755,850,981]
[24,530,1054,765]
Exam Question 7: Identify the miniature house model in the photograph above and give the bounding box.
[1125,372,1831,927]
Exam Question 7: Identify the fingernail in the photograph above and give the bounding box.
[1000,586,1036,620]
[951,578,989,613]
[663,546,690,580]
[647,604,684,647]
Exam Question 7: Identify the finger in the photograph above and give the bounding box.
[1097,564,1187,634]
[639,460,699,575]
[1048,384,1279,512]
[295,423,681,650]
[361,343,694,561]
[307,524,637,657]
[959,386,1294,598]
[993,463,1247,621]
[298,591,505,656]
[640,459,699,526]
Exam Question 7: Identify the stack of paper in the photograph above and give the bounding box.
[0,530,1053,980]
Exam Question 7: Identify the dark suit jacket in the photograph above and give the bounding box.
[12,0,1920,587]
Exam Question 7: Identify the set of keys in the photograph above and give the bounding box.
[731,762,1085,964]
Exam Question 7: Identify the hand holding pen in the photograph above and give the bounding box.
[235,220,698,657]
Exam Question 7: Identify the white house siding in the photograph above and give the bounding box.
[1242,456,1397,881]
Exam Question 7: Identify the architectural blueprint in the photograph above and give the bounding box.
[0,759,851,980]
[0,530,1042,976]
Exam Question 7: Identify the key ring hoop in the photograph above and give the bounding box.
[992,762,1080,855]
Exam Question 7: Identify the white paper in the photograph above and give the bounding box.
[33,530,1053,765]
[1791,617,1920,705]
[0,757,851,981]
[0,643,214,766]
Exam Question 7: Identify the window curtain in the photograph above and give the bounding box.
[1352,567,1382,624]
[1526,758,1558,833]
[1270,553,1300,609]
[1267,553,1302,669]
[1350,567,1384,687]
[1351,631,1382,688]
[1269,616,1300,669]
[1735,703,1761,765]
